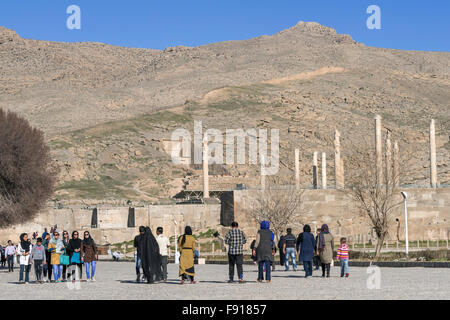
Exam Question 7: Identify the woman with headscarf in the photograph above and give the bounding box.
[139,227,163,284]
[61,230,70,281]
[48,231,65,282]
[42,233,52,282]
[67,231,83,282]
[17,233,32,283]
[318,224,334,278]
[253,221,274,283]
[297,225,316,278]
[178,226,196,284]
[81,231,98,282]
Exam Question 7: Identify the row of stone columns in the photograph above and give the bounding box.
[200,116,439,197]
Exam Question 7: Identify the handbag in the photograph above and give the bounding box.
[71,252,81,264]
[60,249,70,265]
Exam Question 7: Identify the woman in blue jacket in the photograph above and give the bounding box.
[296,224,316,278]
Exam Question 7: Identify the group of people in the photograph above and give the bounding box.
[3,222,350,285]
[1,228,98,284]
[225,222,350,283]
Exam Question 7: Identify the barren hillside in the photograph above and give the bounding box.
[1,21,449,201]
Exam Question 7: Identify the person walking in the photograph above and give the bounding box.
[253,221,274,283]
[67,231,83,282]
[31,237,46,283]
[0,244,5,268]
[178,226,196,284]
[134,226,146,282]
[224,221,247,283]
[156,227,170,282]
[313,228,321,270]
[277,233,286,267]
[81,231,98,282]
[140,227,163,283]
[17,233,32,284]
[42,233,52,282]
[318,224,334,278]
[48,231,64,283]
[4,241,15,272]
[297,225,316,278]
[336,237,350,278]
[42,228,48,239]
[282,228,297,271]
[61,231,70,281]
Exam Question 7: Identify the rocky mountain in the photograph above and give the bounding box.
[1,21,449,202]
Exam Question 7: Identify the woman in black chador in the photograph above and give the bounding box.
[139,227,163,283]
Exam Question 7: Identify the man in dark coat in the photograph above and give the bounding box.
[139,227,163,284]
[134,226,145,282]
[277,234,286,266]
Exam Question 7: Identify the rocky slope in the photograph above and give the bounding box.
[0,22,449,201]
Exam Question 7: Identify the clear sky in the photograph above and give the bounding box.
[0,0,449,52]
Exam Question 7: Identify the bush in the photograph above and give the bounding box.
[0,109,56,227]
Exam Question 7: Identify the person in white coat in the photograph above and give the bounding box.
[17,233,32,284]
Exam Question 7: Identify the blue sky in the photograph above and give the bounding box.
[0,0,449,51]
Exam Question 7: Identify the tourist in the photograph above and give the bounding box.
[17,233,32,284]
[297,225,316,278]
[0,244,6,268]
[282,228,297,271]
[313,228,321,270]
[253,220,274,283]
[81,231,98,282]
[277,233,286,267]
[31,237,46,283]
[140,227,163,283]
[156,226,170,282]
[68,231,83,282]
[134,226,146,282]
[48,231,64,283]
[249,239,257,265]
[318,224,334,278]
[178,226,196,284]
[62,230,70,281]
[224,221,247,283]
[337,237,350,278]
[43,233,52,282]
[42,228,48,239]
[5,240,16,272]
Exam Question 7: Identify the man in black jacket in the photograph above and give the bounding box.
[134,226,146,282]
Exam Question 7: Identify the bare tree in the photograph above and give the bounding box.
[344,133,415,258]
[0,109,57,227]
[247,176,304,240]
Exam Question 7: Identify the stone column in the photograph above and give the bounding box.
[393,141,399,187]
[430,119,438,188]
[385,130,392,188]
[334,130,343,189]
[202,140,209,198]
[295,148,300,190]
[340,158,345,188]
[313,151,318,189]
[375,115,383,186]
[261,154,266,190]
[321,152,327,189]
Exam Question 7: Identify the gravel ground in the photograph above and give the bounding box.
[0,262,449,300]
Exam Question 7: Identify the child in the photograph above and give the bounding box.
[31,238,46,283]
[336,237,349,278]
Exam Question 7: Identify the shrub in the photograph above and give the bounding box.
[0,109,56,227]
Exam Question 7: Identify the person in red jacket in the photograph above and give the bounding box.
[336,237,350,278]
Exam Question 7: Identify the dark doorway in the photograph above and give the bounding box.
[91,208,98,228]
[128,207,135,228]
[220,191,234,226]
